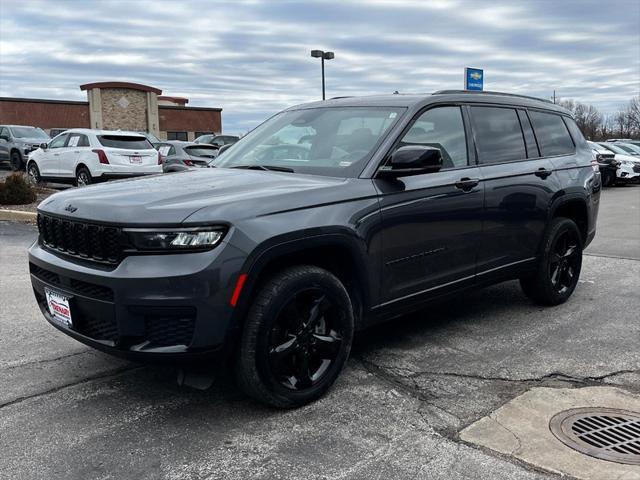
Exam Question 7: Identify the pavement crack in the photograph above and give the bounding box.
[3,349,89,370]
[491,413,523,457]
[356,357,639,389]
[0,365,142,410]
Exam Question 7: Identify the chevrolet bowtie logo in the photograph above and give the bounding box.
[64,204,78,213]
[470,72,482,80]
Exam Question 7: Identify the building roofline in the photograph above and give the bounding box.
[0,96,89,105]
[159,105,222,112]
[80,81,162,95]
[158,95,189,104]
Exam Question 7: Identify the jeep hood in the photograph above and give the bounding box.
[37,168,360,225]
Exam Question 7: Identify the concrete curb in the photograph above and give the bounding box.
[0,209,37,222]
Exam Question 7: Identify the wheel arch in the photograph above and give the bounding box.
[549,195,589,246]
[76,163,91,176]
[230,232,374,333]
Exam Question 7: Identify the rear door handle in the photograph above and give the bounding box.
[455,177,480,191]
[534,167,552,179]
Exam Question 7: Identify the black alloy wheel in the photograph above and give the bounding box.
[236,265,354,408]
[520,217,583,306]
[547,228,580,296]
[268,288,344,391]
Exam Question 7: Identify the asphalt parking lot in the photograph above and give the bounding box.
[0,185,638,480]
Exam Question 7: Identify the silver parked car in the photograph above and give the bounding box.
[157,141,219,172]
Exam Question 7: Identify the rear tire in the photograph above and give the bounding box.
[75,167,92,187]
[520,217,582,306]
[235,265,354,408]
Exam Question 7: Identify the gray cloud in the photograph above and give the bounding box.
[0,0,638,134]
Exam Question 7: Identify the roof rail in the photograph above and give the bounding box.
[329,96,352,100]
[432,90,553,104]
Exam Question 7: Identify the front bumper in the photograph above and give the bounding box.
[28,240,246,362]
[617,163,640,181]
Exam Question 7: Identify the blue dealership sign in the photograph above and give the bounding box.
[465,67,484,91]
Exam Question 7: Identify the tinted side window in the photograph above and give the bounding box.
[399,106,468,169]
[528,111,575,156]
[470,107,526,163]
[78,135,90,147]
[563,117,587,147]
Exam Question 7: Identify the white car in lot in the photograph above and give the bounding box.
[597,142,640,184]
[27,129,162,186]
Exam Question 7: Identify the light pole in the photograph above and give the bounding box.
[310,49,334,100]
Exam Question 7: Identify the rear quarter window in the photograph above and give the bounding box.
[563,117,587,147]
[98,135,153,150]
[528,111,575,156]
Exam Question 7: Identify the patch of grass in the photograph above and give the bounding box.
[0,173,37,205]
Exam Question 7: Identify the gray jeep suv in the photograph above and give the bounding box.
[28,91,600,407]
[0,125,51,170]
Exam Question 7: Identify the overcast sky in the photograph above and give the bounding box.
[1,0,638,134]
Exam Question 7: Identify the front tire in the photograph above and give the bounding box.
[520,217,582,306]
[235,265,354,408]
[601,169,615,187]
[27,162,41,185]
[75,167,92,187]
[10,151,23,171]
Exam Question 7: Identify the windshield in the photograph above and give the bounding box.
[185,145,219,158]
[215,107,404,177]
[600,143,629,155]
[617,143,640,154]
[10,126,49,139]
[98,135,154,150]
[195,134,214,144]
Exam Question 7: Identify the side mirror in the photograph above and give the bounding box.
[377,145,443,178]
[40,142,48,150]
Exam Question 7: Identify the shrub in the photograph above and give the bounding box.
[0,173,37,205]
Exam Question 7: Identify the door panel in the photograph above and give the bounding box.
[373,105,483,305]
[477,158,558,273]
[58,133,83,177]
[375,167,483,302]
[39,133,68,176]
[468,105,558,273]
[0,128,10,160]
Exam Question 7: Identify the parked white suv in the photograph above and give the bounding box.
[27,129,162,186]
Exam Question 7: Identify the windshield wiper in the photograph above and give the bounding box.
[231,165,295,173]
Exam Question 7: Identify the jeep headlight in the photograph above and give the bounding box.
[124,227,226,251]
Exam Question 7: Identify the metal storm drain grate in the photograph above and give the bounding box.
[550,407,640,465]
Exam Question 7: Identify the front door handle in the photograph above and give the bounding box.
[534,167,552,179]
[455,177,480,191]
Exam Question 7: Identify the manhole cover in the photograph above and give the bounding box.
[550,407,640,465]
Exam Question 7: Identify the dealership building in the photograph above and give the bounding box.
[0,81,222,141]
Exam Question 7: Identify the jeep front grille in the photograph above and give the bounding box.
[37,214,123,265]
